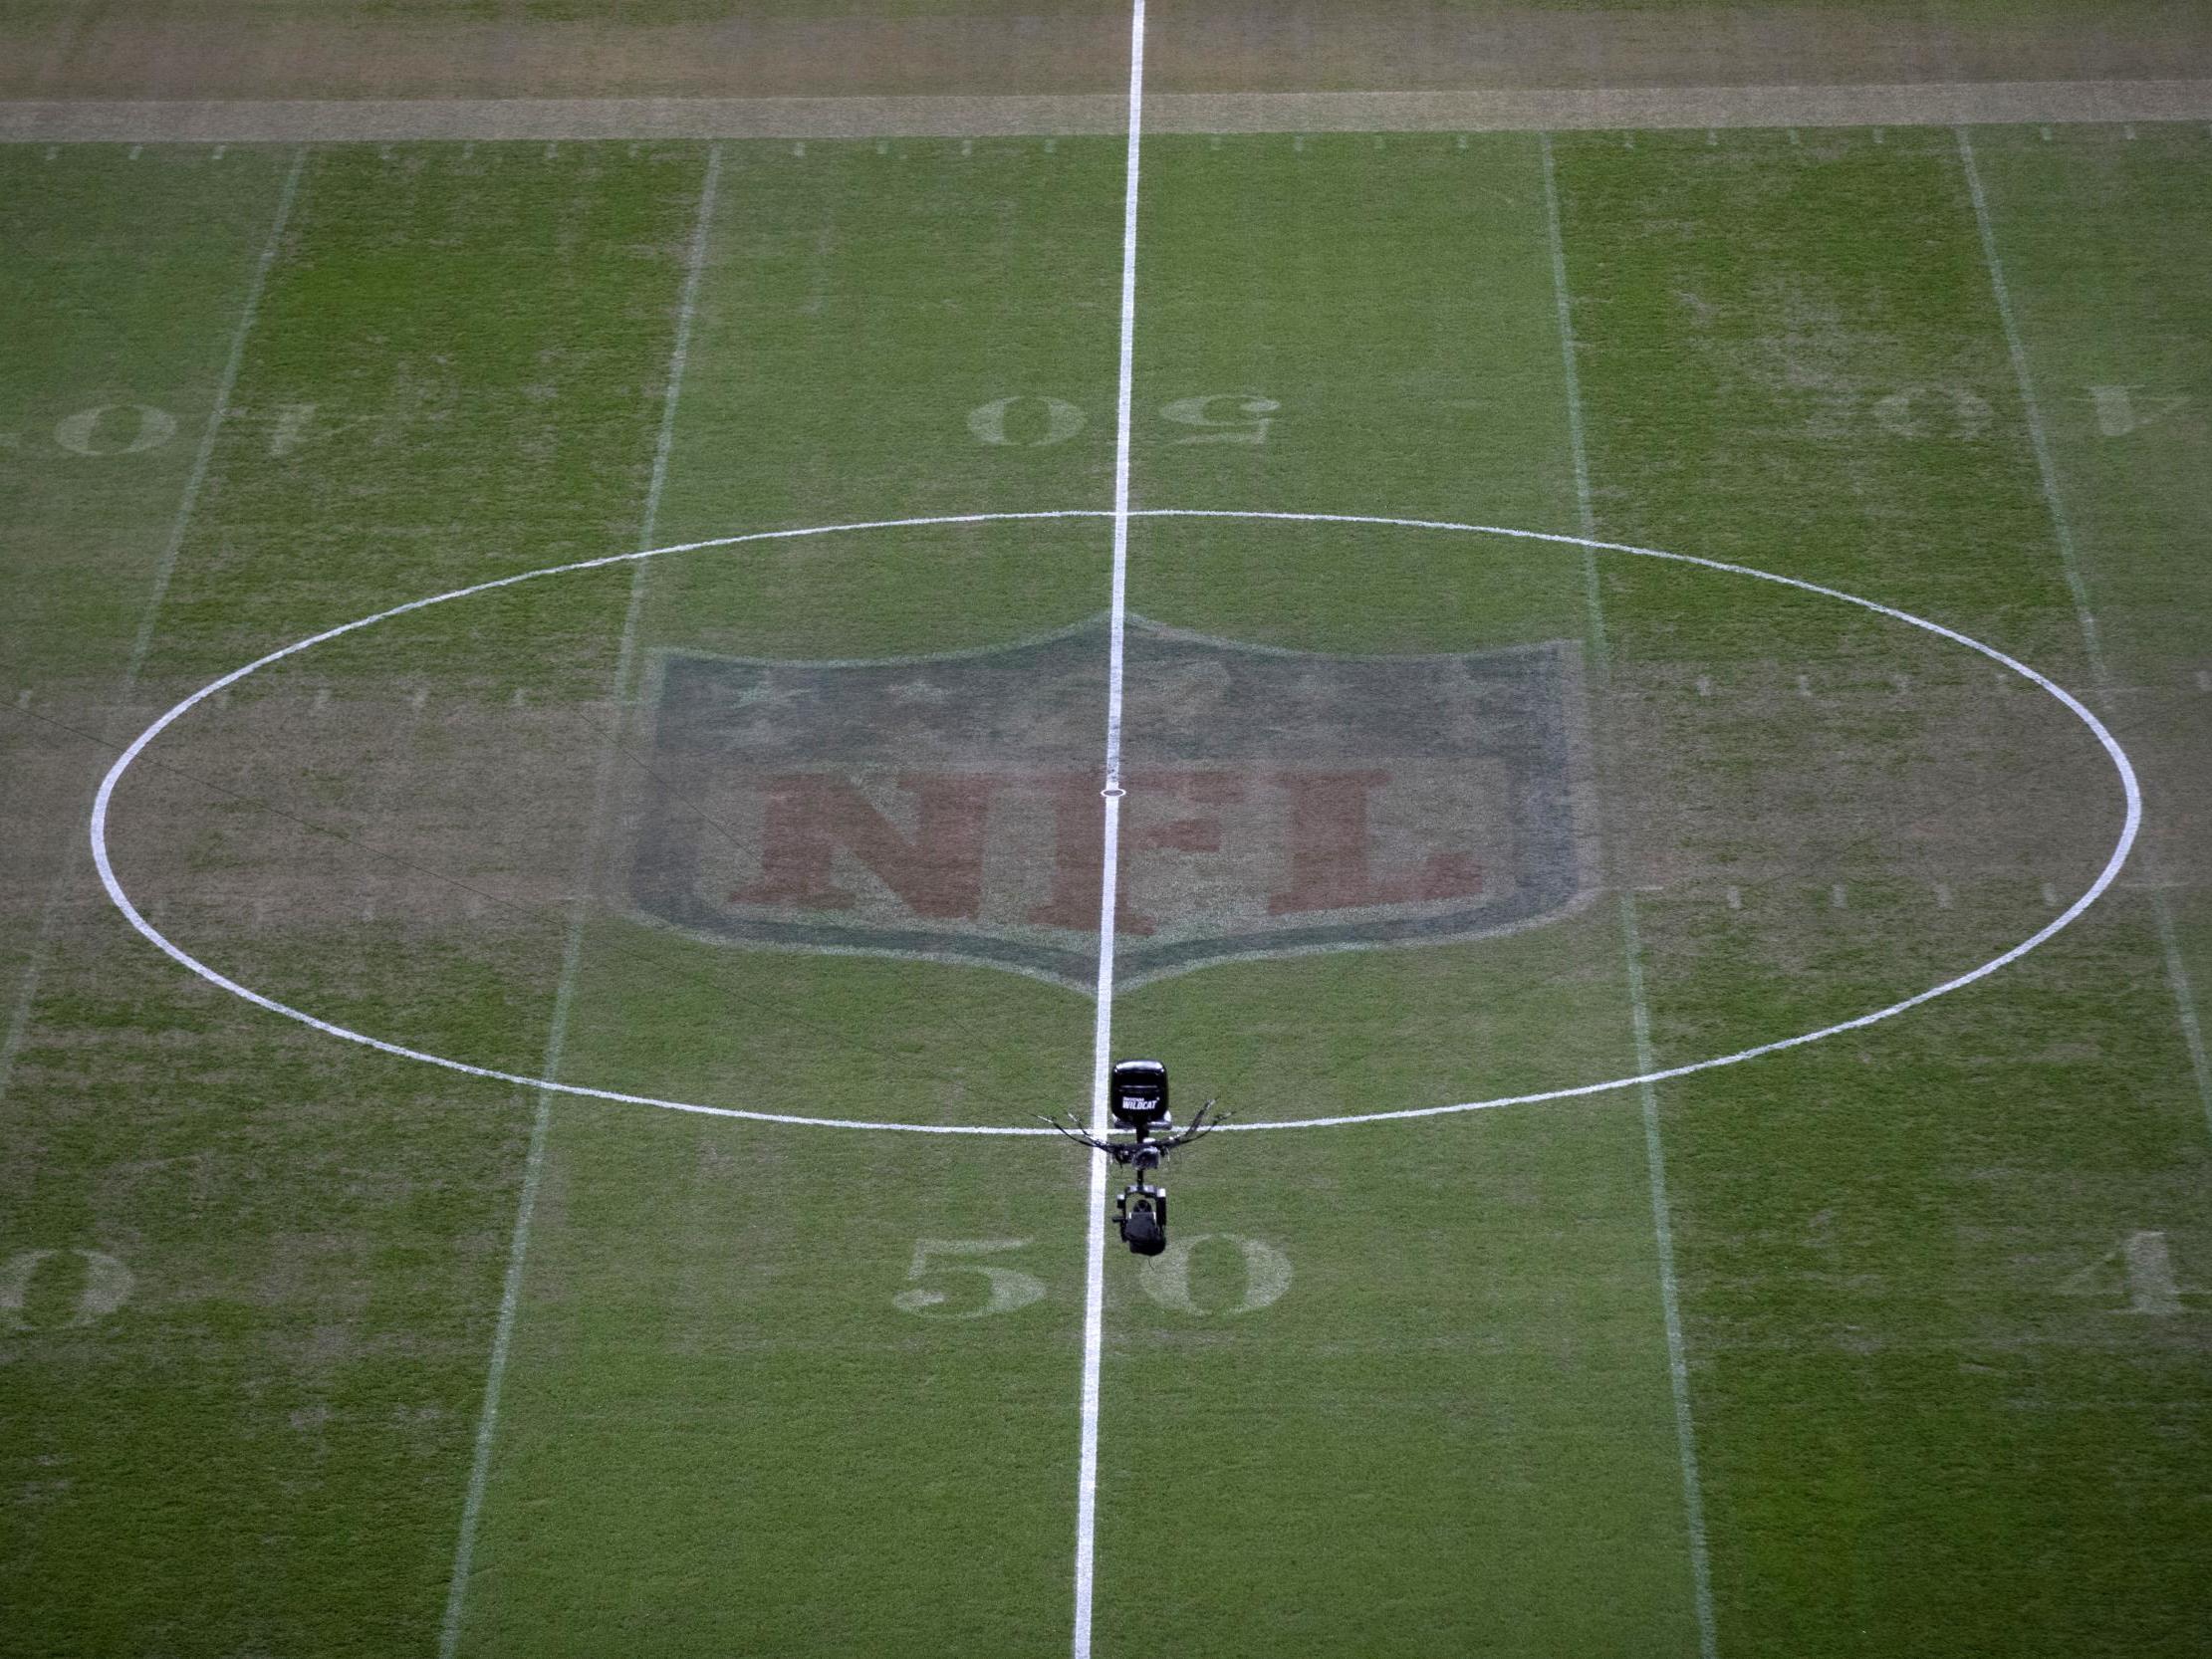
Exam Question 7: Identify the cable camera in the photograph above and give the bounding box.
[1042,1059,1221,1257]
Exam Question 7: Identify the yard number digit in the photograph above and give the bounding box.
[268,402,319,457]
[1871,385,1993,441]
[2087,386,2188,438]
[0,1249,134,1329]
[967,396,1088,447]
[1137,1233,1291,1315]
[54,403,176,456]
[968,393,1280,447]
[2056,1230,2194,1316]
[1159,394,1278,446]
[892,1238,1048,1319]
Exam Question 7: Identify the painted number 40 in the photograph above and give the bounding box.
[2057,1231,2200,1316]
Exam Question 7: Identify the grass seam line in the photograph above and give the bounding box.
[437,140,724,1659]
[0,143,305,1109]
[1955,124,2212,1141]
[1074,6,1145,1655]
[1542,128,1719,1659]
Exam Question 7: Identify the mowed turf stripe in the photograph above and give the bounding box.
[0,150,302,1105]
[1949,126,2212,1645]
[1552,124,2212,1655]
[1961,121,2212,1142]
[1542,128,1719,1659]
[452,138,1123,1657]
[438,143,727,1659]
[1956,122,2212,1155]
[0,145,295,1069]
[0,144,710,1654]
[1098,132,1699,1658]
[0,137,297,1648]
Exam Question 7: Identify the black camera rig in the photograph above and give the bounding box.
[1040,1059,1222,1257]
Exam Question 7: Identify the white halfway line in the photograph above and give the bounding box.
[437,142,723,1659]
[1541,129,1715,1659]
[1073,1,1146,1653]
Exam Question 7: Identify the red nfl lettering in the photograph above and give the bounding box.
[625,615,1589,990]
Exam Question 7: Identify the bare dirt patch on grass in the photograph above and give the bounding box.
[102,690,611,944]
[10,79,2212,142]
[10,4,2212,103]
[1598,665,2125,900]
[6,2,2210,132]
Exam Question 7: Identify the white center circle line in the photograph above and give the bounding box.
[88,508,2141,1135]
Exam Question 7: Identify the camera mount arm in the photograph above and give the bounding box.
[1035,1098,1225,1163]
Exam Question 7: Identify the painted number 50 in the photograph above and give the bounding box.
[1138,1233,1291,1314]
[891,1234,1292,1320]
[967,393,1278,447]
[891,1237,1048,1319]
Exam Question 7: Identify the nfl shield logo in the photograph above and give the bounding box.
[623,616,1593,990]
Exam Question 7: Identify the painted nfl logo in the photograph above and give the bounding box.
[624,614,1596,989]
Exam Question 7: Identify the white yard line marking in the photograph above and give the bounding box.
[1619,896,1717,1652]
[1956,125,2212,1139]
[0,145,305,1109]
[1072,6,1146,1652]
[1542,130,1718,1659]
[437,142,723,1659]
[1953,132,2103,661]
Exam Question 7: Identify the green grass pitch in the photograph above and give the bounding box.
[3,118,2210,1658]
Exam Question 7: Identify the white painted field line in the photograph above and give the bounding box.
[92,507,2139,1131]
[0,145,305,1110]
[437,142,723,1659]
[1952,131,2103,665]
[1072,4,1145,1654]
[1956,125,2212,1141]
[1541,130,1717,1659]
